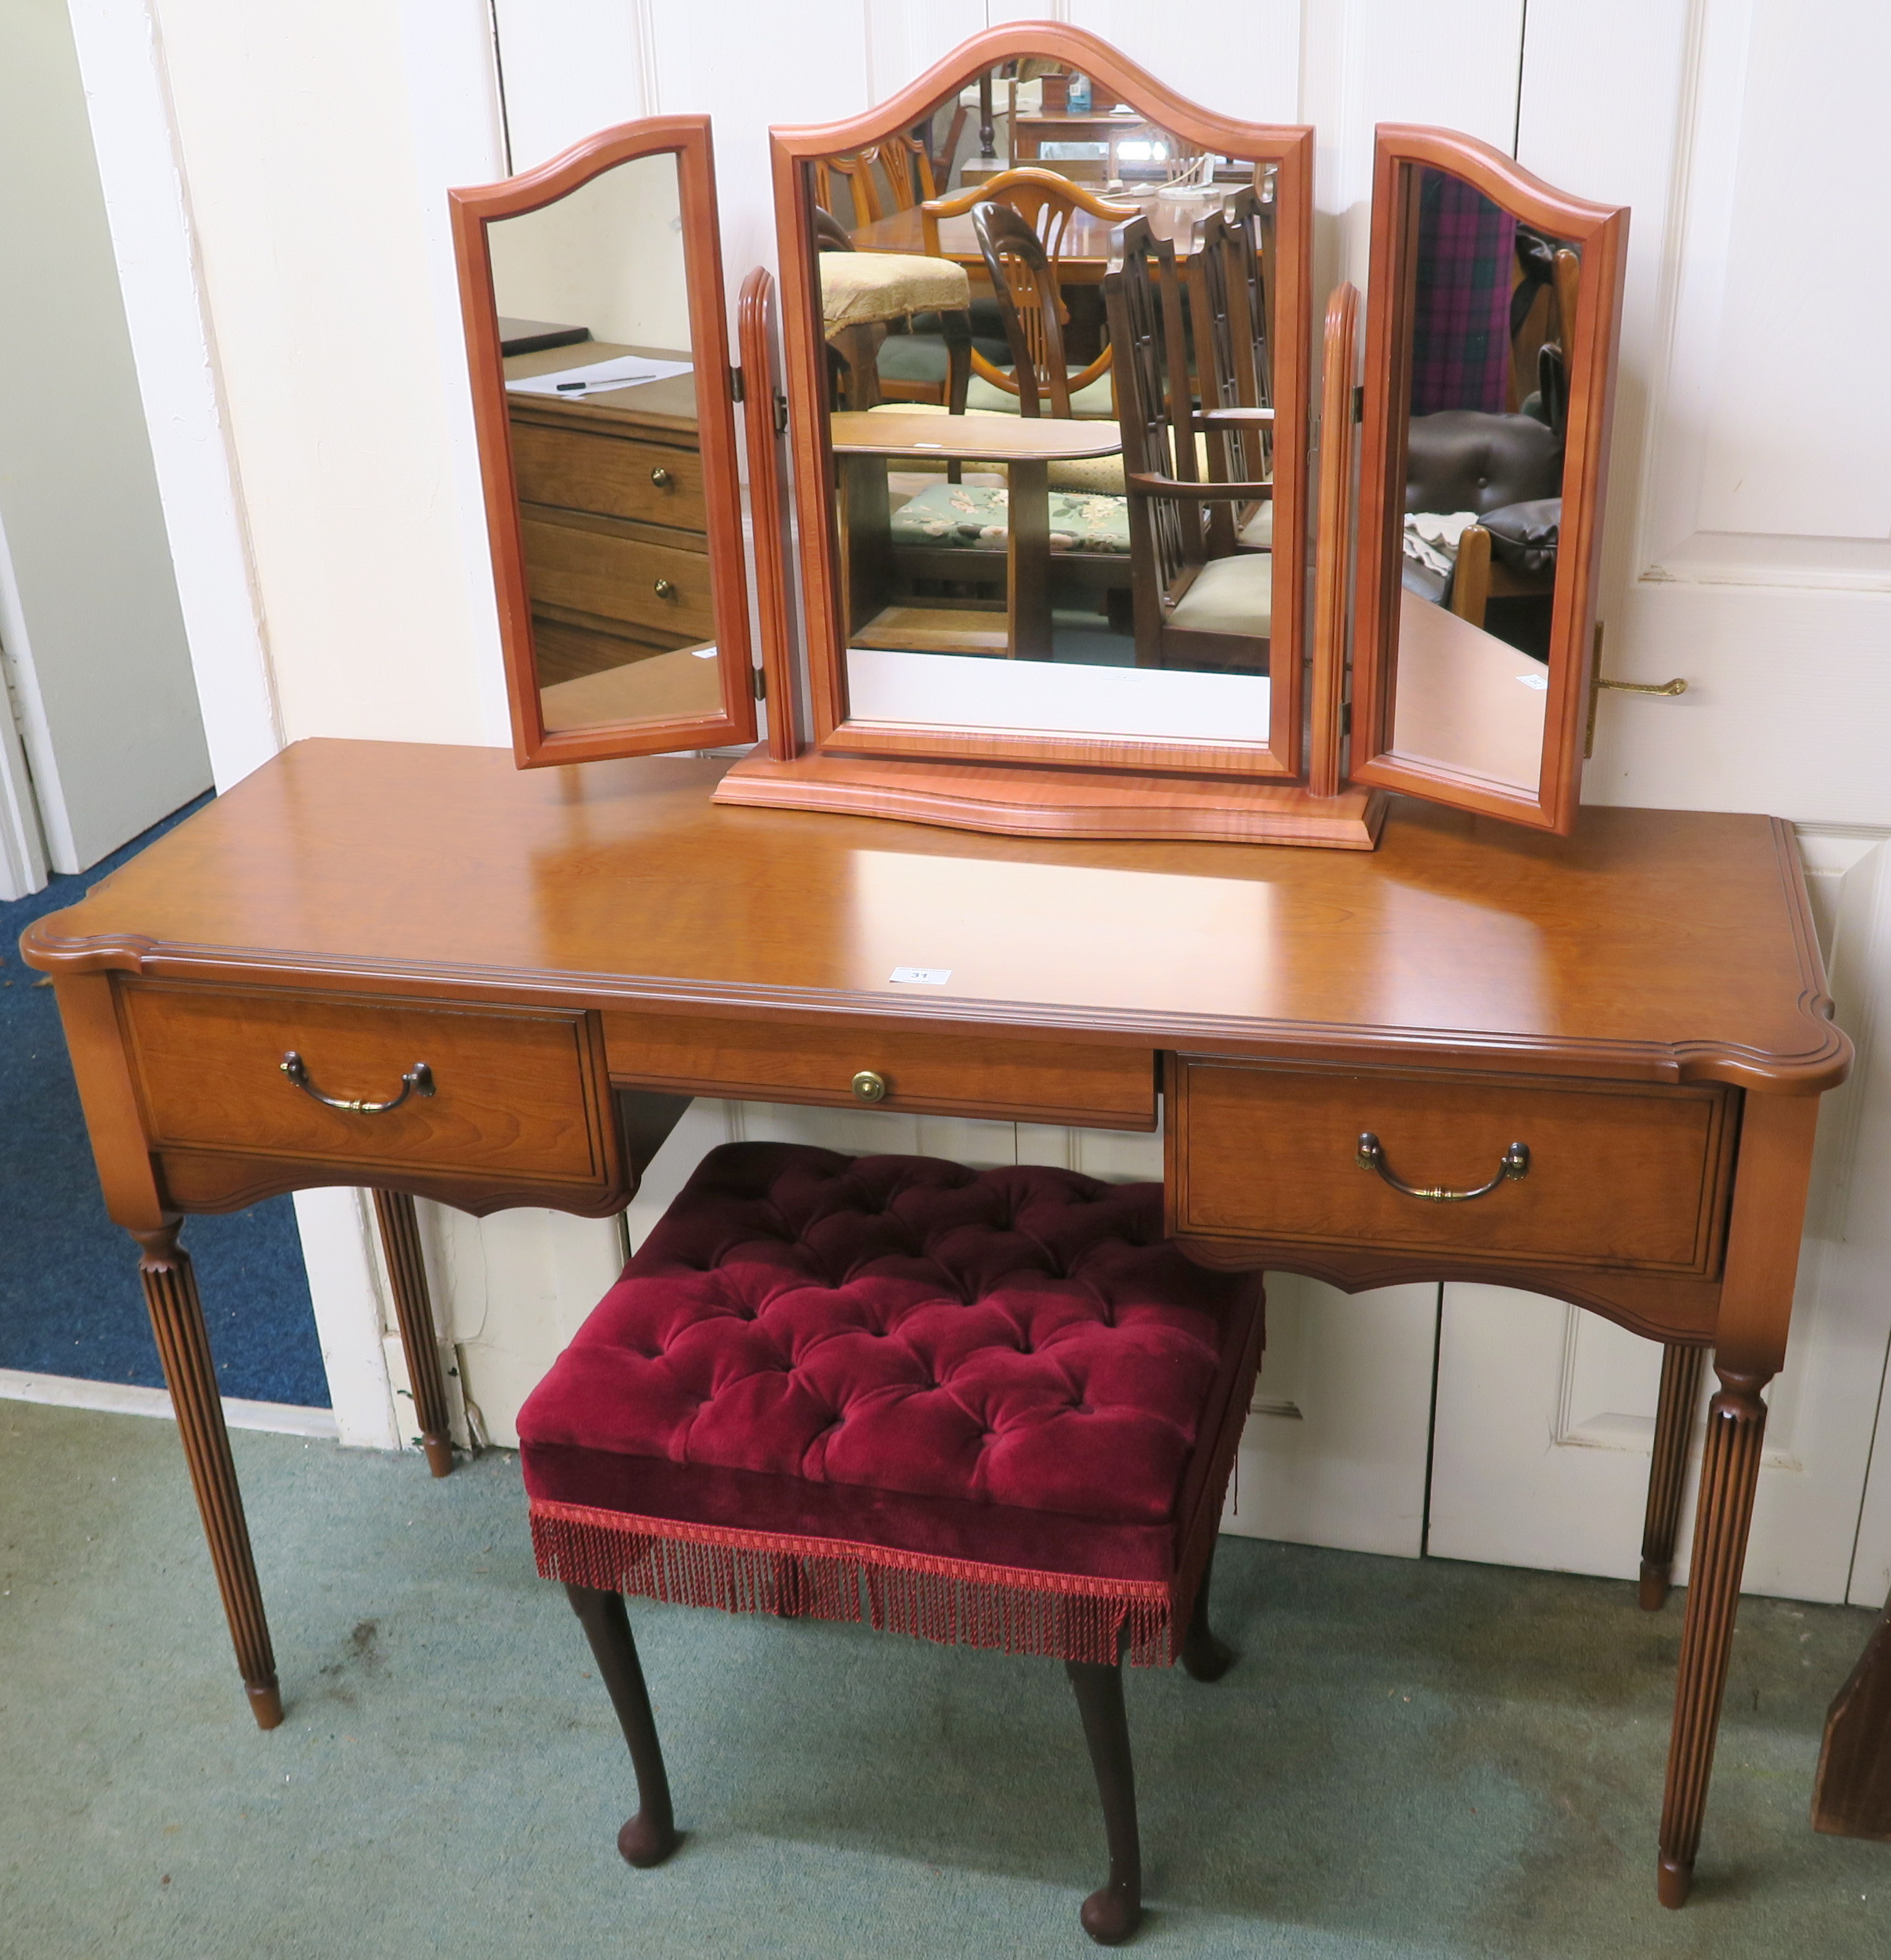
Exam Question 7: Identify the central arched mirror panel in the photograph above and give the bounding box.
[766,27,1312,787]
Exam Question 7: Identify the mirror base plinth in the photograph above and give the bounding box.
[713,749,1388,850]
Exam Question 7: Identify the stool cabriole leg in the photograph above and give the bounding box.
[1180,1537,1235,1682]
[371,1190,455,1477]
[1657,1365,1770,1906]
[1639,1343,1707,1610]
[1066,1657,1143,1945]
[132,1222,282,1728]
[566,1584,679,1868]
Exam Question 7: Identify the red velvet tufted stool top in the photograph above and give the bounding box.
[520,1142,1264,1667]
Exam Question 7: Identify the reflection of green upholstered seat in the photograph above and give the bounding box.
[889,482,1132,555]
[1167,552,1273,636]
[967,370,1117,418]
[877,330,1013,386]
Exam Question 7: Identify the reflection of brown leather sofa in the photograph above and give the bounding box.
[1403,412,1562,648]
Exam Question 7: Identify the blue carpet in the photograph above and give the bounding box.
[1,799,330,1407]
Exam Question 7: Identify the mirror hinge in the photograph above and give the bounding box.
[1353,384,1364,423]
[752,666,766,701]
[1341,702,1352,736]
[773,391,789,436]
[730,365,745,404]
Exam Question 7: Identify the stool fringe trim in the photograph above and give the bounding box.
[529,1498,1177,1666]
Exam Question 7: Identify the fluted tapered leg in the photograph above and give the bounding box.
[133,1222,281,1729]
[371,1190,455,1476]
[566,1585,679,1868]
[1639,1343,1708,1610]
[1657,1365,1770,1906]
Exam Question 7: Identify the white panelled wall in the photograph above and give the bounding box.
[65,1,1891,1604]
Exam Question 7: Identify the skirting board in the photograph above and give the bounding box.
[0,1368,337,1439]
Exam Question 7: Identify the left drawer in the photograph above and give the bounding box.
[122,984,615,1184]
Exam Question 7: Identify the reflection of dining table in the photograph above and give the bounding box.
[848,194,1226,282]
[829,412,1122,659]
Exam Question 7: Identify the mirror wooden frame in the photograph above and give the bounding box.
[763,25,1313,787]
[449,117,756,769]
[1350,126,1627,833]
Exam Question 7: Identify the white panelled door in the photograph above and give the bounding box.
[1429,0,1891,1608]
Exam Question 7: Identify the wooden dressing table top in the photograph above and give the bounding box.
[28,739,1842,1094]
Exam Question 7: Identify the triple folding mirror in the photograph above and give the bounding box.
[451,27,1626,843]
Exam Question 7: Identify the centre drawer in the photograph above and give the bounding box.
[603,1012,1156,1131]
[1167,1057,1738,1275]
[122,983,616,1186]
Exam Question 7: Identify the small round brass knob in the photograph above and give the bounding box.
[649,466,674,488]
[653,578,677,600]
[851,1069,889,1105]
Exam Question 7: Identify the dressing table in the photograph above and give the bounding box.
[20,22,1858,1915]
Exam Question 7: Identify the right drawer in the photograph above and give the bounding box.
[1167,1058,1738,1276]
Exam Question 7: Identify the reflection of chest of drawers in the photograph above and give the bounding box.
[502,356,708,685]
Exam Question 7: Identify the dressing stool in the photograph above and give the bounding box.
[517,1142,1264,1944]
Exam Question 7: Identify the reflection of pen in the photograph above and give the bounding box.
[554,374,654,391]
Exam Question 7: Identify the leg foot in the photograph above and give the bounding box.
[1657,1365,1770,1904]
[1657,1855,1693,1908]
[247,1680,284,1730]
[372,1191,457,1477]
[1080,1881,1143,1946]
[1067,1658,1143,1945]
[567,1585,679,1868]
[1638,1344,1707,1611]
[1180,1538,1235,1683]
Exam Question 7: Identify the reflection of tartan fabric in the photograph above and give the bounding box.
[1411,171,1515,414]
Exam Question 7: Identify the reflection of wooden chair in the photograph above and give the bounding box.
[1186,196,1276,557]
[923,169,1133,409]
[1104,219,1274,672]
[815,138,937,227]
[970,203,1104,420]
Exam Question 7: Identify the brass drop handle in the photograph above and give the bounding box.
[1356,1132,1528,1203]
[649,466,674,488]
[281,1051,435,1115]
[851,1069,889,1105]
[653,578,678,600]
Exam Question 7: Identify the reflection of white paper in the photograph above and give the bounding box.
[506,353,693,397]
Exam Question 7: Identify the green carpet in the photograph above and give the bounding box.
[2,1400,1887,1958]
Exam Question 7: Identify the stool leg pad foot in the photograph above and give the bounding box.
[618,1812,679,1868]
[1181,1626,1235,1682]
[1080,1882,1143,1945]
[1657,1856,1692,1908]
